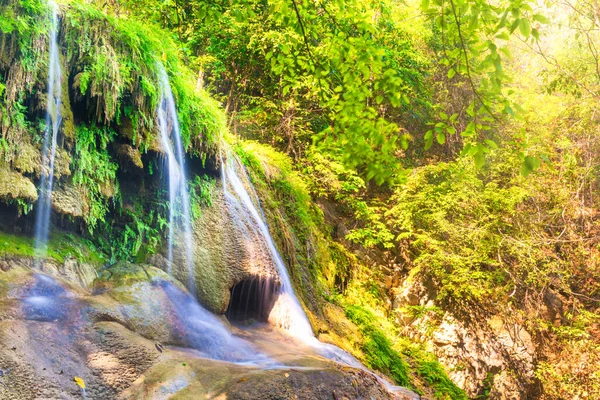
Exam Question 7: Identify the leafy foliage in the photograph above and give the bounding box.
[72,124,119,230]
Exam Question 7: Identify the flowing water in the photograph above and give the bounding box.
[22,274,75,322]
[159,280,267,363]
[157,65,195,293]
[34,2,62,259]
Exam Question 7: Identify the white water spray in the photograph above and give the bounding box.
[34,2,62,259]
[157,65,196,294]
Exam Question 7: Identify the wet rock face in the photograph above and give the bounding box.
[392,278,537,399]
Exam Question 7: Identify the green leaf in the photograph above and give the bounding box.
[533,14,549,24]
[424,130,434,150]
[474,151,485,168]
[436,132,446,144]
[447,68,456,79]
[519,19,531,37]
[521,156,541,177]
[484,139,498,149]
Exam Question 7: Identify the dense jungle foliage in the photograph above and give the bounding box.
[1,0,600,398]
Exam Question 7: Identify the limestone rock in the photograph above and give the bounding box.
[54,148,72,178]
[51,183,86,217]
[154,182,280,314]
[121,350,396,400]
[13,142,41,176]
[393,276,536,399]
[53,256,98,288]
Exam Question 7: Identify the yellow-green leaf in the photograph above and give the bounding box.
[74,376,86,389]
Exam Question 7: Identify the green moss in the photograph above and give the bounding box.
[343,304,467,399]
[0,230,105,266]
[63,0,225,156]
[0,231,35,258]
[344,304,410,386]
[47,232,106,266]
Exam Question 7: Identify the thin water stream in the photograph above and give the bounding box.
[157,65,195,294]
[34,1,62,259]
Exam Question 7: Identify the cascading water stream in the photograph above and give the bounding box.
[34,2,62,260]
[156,65,195,294]
[222,156,315,342]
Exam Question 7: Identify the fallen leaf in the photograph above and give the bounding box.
[284,373,289,378]
[74,376,86,389]
[238,377,248,383]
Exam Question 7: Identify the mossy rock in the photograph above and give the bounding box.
[114,143,143,172]
[0,167,37,203]
[122,353,397,400]
[13,142,41,176]
[94,261,174,291]
[91,262,188,343]
[54,148,72,178]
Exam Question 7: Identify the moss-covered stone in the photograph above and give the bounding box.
[59,53,76,149]
[94,261,174,291]
[91,262,183,343]
[54,148,72,178]
[0,166,37,202]
[13,142,41,176]
[152,185,281,314]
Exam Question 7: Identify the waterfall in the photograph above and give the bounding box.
[221,155,416,395]
[221,156,315,343]
[34,2,62,260]
[156,65,195,294]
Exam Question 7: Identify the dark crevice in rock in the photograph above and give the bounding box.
[226,275,280,322]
